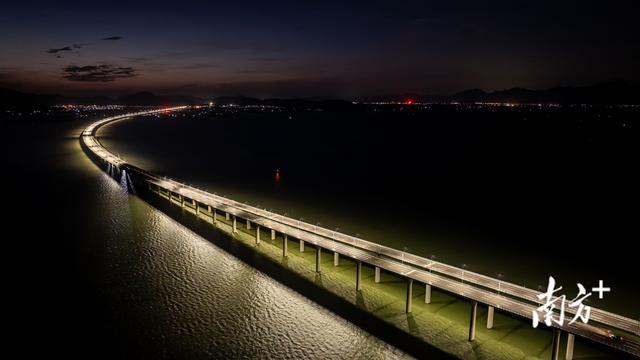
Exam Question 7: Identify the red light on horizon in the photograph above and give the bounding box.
[405,99,414,105]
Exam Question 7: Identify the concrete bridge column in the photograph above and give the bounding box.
[226,212,230,221]
[566,333,575,360]
[469,300,478,341]
[374,266,381,283]
[406,279,414,313]
[271,229,276,240]
[315,247,321,273]
[232,215,237,233]
[212,207,217,224]
[179,194,183,207]
[334,252,339,266]
[192,199,196,213]
[550,328,561,360]
[256,225,261,244]
[282,235,288,258]
[300,240,305,252]
[425,284,432,304]
[487,306,495,329]
[356,261,362,291]
[194,200,198,214]
[247,219,251,230]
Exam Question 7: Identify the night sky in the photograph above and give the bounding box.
[1,0,639,97]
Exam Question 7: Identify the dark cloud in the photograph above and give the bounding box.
[46,44,83,58]
[62,64,137,82]
[46,46,73,54]
[101,36,122,40]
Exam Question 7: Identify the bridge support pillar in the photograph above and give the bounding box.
[247,219,251,230]
[271,229,276,240]
[315,247,321,273]
[425,284,432,304]
[256,226,261,244]
[469,300,478,341]
[374,266,381,283]
[212,208,217,224]
[487,306,494,329]
[550,328,561,360]
[356,261,362,291]
[282,235,288,258]
[226,212,230,221]
[300,240,305,253]
[566,333,575,360]
[192,199,196,213]
[405,279,414,313]
[334,252,339,266]
[232,215,237,233]
[179,195,183,207]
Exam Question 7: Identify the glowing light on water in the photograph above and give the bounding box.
[120,169,134,193]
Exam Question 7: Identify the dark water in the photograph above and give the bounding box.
[2,119,410,359]
[100,107,639,318]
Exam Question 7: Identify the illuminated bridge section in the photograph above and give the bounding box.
[80,107,640,359]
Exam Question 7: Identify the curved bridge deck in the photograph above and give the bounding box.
[80,107,640,359]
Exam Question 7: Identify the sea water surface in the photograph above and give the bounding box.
[99,107,639,318]
[3,118,410,359]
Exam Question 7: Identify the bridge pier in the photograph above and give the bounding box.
[282,235,288,257]
[550,328,561,360]
[425,284,432,304]
[334,252,339,266]
[256,225,261,244]
[179,194,183,207]
[487,305,495,329]
[469,300,478,341]
[226,212,230,221]
[232,215,237,233]
[192,199,196,213]
[405,279,414,313]
[315,247,321,273]
[212,207,217,224]
[374,266,381,283]
[566,333,575,360]
[356,261,362,291]
[300,240,305,253]
[247,219,251,230]
[271,229,276,240]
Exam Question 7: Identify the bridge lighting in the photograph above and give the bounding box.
[80,108,640,353]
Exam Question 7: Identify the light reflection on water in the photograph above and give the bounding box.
[83,130,410,359]
[5,120,409,359]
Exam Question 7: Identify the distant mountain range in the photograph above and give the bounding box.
[356,82,640,105]
[2,82,640,109]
